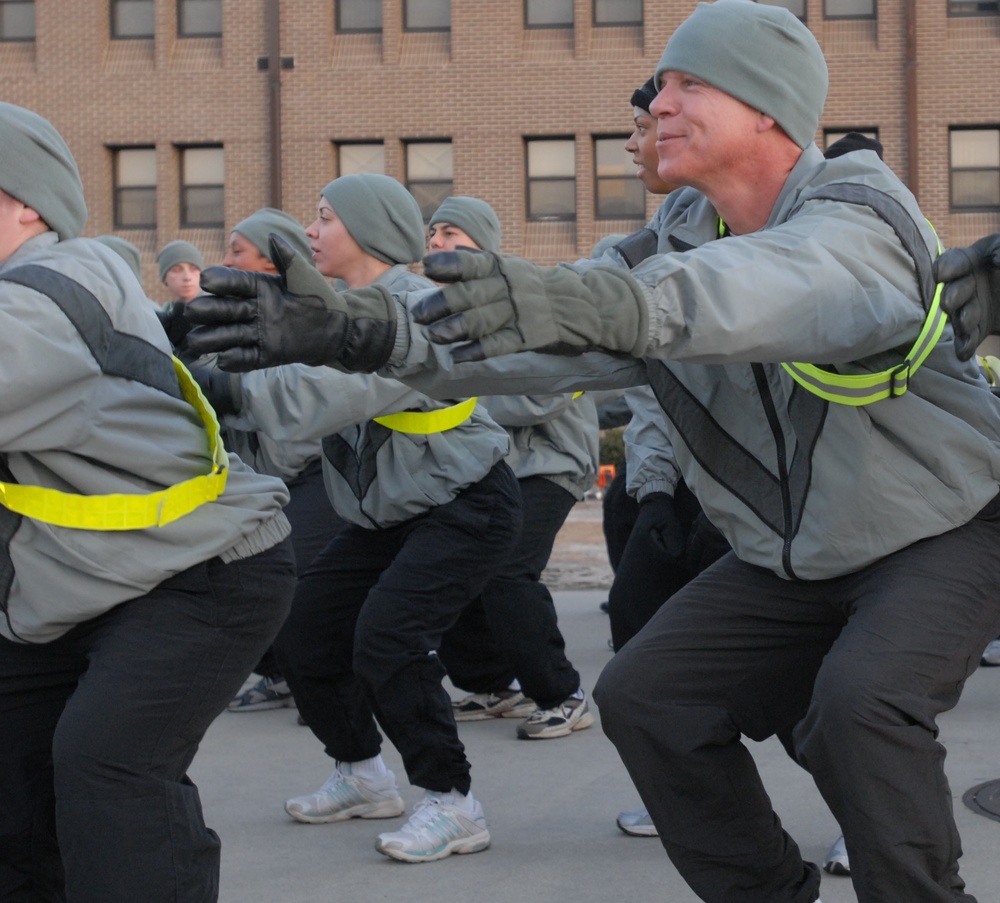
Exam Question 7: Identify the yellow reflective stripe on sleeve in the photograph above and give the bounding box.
[374,397,478,434]
[780,281,947,406]
[0,358,228,530]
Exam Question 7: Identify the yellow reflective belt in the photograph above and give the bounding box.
[780,282,947,406]
[719,208,947,408]
[781,226,946,407]
[374,397,478,434]
[0,358,228,530]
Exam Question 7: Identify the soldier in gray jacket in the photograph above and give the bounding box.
[0,104,296,903]
[218,175,522,864]
[424,197,598,738]
[186,3,1000,901]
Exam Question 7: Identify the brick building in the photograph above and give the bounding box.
[0,0,997,302]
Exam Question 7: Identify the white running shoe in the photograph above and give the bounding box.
[284,767,404,824]
[517,694,594,739]
[822,834,850,876]
[452,689,536,721]
[375,793,491,863]
[616,805,659,837]
[981,638,1000,666]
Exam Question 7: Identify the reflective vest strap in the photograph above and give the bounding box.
[778,183,944,406]
[781,284,948,407]
[374,397,478,434]
[0,358,229,530]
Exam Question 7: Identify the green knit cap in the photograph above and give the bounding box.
[232,207,312,265]
[319,174,425,265]
[655,0,827,150]
[95,235,142,282]
[429,196,502,253]
[157,240,205,283]
[0,103,87,240]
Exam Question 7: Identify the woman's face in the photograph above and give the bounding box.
[305,198,364,279]
[427,222,480,253]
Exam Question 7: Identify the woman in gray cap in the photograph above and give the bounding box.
[218,174,522,863]
[187,207,347,714]
[155,239,206,357]
[0,103,295,903]
[427,196,599,740]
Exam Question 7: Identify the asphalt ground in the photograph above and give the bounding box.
[190,502,1000,903]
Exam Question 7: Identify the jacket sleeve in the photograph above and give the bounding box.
[623,387,681,502]
[629,194,933,366]
[232,364,423,441]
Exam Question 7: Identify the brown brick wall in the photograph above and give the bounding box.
[0,0,997,300]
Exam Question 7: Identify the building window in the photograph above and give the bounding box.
[406,142,453,221]
[337,0,382,32]
[178,0,221,37]
[594,0,642,26]
[823,128,880,153]
[113,147,157,229]
[527,138,576,221]
[0,0,34,41]
[594,136,644,218]
[338,142,385,176]
[404,0,450,31]
[948,1,999,14]
[180,146,224,227]
[525,0,573,27]
[824,0,876,18]
[111,0,153,39]
[950,128,1000,211]
[755,0,807,19]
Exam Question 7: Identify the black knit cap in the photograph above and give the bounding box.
[630,77,658,114]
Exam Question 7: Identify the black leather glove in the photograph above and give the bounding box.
[187,363,241,417]
[415,249,649,362]
[934,233,1000,362]
[156,301,194,351]
[184,234,398,373]
[637,492,686,559]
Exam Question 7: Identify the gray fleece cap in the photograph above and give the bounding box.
[655,0,827,150]
[0,103,87,240]
[95,235,142,282]
[157,240,205,283]
[429,196,502,253]
[232,207,312,264]
[320,174,425,265]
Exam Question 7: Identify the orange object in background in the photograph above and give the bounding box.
[596,464,616,489]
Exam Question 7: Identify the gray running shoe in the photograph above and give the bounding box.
[228,675,295,712]
[616,805,658,837]
[822,834,850,876]
[517,694,594,739]
[452,689,536,721]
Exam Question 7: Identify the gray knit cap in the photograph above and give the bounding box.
[95,235,142,282]
[232,207,312,265]
[429,196,502,253]
[0,103,87,240]
[157,240,205,283]
[319,174,425,265]
[655,0,827,150]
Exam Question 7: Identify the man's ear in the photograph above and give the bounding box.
[19,204,43,226]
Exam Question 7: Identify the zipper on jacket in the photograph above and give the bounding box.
[751,364,798,579]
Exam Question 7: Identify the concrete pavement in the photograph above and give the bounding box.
[191,589,1000,903]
